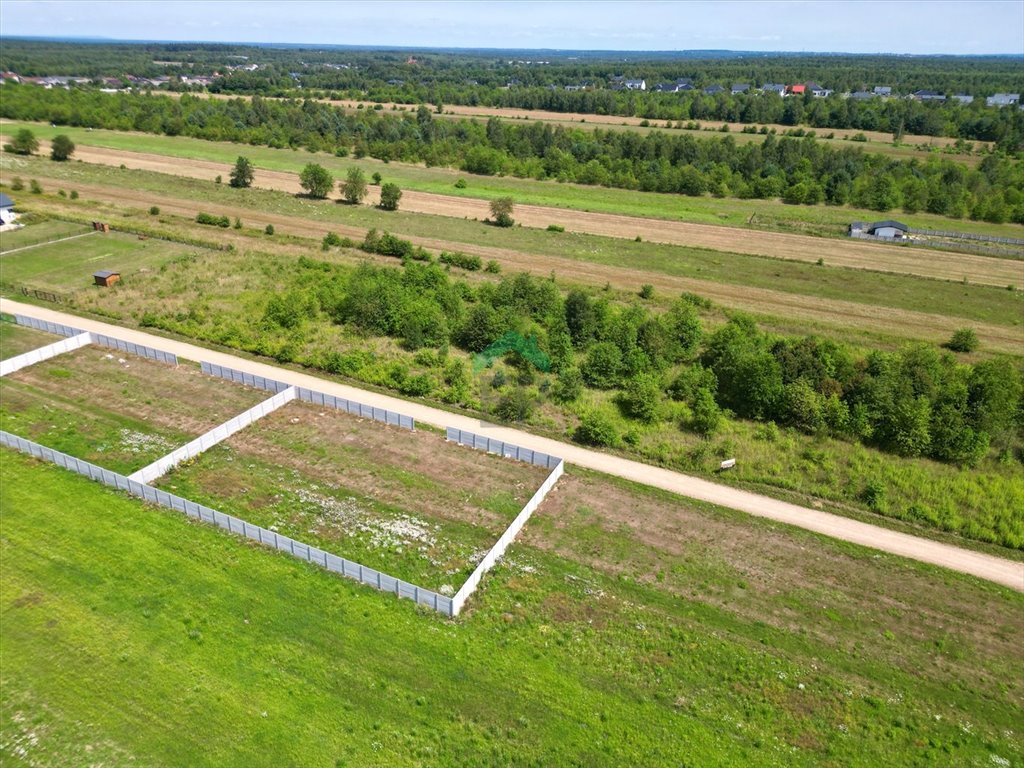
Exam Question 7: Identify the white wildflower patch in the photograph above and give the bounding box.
[118,428,176,454]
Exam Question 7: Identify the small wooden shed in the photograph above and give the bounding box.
[93,270,120,287]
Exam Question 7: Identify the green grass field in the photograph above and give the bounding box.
[0,228,189,294]
[0,218,91,252]
[0,321,57,359]
[2,121,1019,238]
[9,159,1023,335]
[2,451,1022,766]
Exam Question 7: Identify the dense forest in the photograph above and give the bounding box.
[4,85,1024,222]
[3,40,1023,143]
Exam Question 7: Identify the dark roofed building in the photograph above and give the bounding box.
[0,192,16,226]
[867,220,909,238]
[731,83,750,95]
[703,84,725,95]
[913,90,946,102]
[93,270,121,287]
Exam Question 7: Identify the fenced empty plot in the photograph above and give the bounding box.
[152,400,551,594]
[2,316,565,616]
[0,344,267,474]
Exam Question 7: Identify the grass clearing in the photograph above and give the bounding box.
[0,218,92,252]
[154,401,549,590]
[0,226,189,294]
[1,120,1018,238]
[0,320,58,359]
[0,345,266,473]
[2,449,1023,765]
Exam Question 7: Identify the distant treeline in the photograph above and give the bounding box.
[3,40,1022,143]
[4,85,1022,222]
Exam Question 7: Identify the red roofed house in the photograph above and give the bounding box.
[787,84,806,96]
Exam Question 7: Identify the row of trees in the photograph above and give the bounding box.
[4,87,1022,222]
[4,127,74,160]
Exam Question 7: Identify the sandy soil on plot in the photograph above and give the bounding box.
[24,141,1023,288]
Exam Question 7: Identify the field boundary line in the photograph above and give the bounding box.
[0,229,97,256]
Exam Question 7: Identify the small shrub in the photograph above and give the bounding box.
[574,410,619,447]
[484,260,501,274]
[233,217,242,229]
[850,132,868,142]
[58,189,67,197]
[322,231,343,250]
[264,224,275,235]
[639,284,655,300]
[861,480,886,512]
[149,205,160,215]
[454,178,467,189]
[196,212,230,227]
[29,179,42,194]
[546,224,565,232]
[438,251,482,270]
[634,235,642,242]
[69,190,79,200]
[10,177,23,191]
[215,175,222,184]
[945,327,979,353]
[371,172,382,185]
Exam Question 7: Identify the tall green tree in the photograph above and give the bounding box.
[49,134,75,161]
[489,197,515,227]
[229,156,254,188]
[379,182,402,211]
[6,128,38,155]
[299,163,334,199]
[340,167,368,204]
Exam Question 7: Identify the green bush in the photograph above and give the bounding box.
[438,251,482,270]
[29,179,42,194]
[149,205,160,215]
[196,212,230,227]
[484,260,501,274]
[946,327,979,353]
[546,224,565,232]
[264,224,275,235]
[575,410,619,447]
[454,178,467,189]
[639,284,655,300]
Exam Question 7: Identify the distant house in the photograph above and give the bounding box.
[703,84,726,95]
[806,82,832,97]
[849,91,874,100]
[848,220,910,239]
[652,82,679,93]
[676,78,693,87]
[787,84,806,96]
[760,83,786,95]
[986,93,1020,107]
[953,94,974,105]
[0,193,17,227]
[868,220,909,238]
[93,270,121,287]
[623,79,646,91]
[874,86,892,97]
[676,82,695,92]
[730,83,750,95]
[912,89,946,102]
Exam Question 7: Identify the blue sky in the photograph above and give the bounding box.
[1,1,1022,55]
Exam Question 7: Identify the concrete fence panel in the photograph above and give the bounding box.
[295,386,415,431]
[0,332,92,377]
[1,429,454,616]
[13,314,85,339]
[127,387,297,484]
[446,427,563,470]
[450,459,565,616]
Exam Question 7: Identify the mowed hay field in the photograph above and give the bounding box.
[4,126,1021,287]
[9,162,1024,356]
[2,451,1023,766]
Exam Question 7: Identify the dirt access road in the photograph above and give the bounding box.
[4,299,1021,592]
[23,177,1024,354]
[36,141,1024,288]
